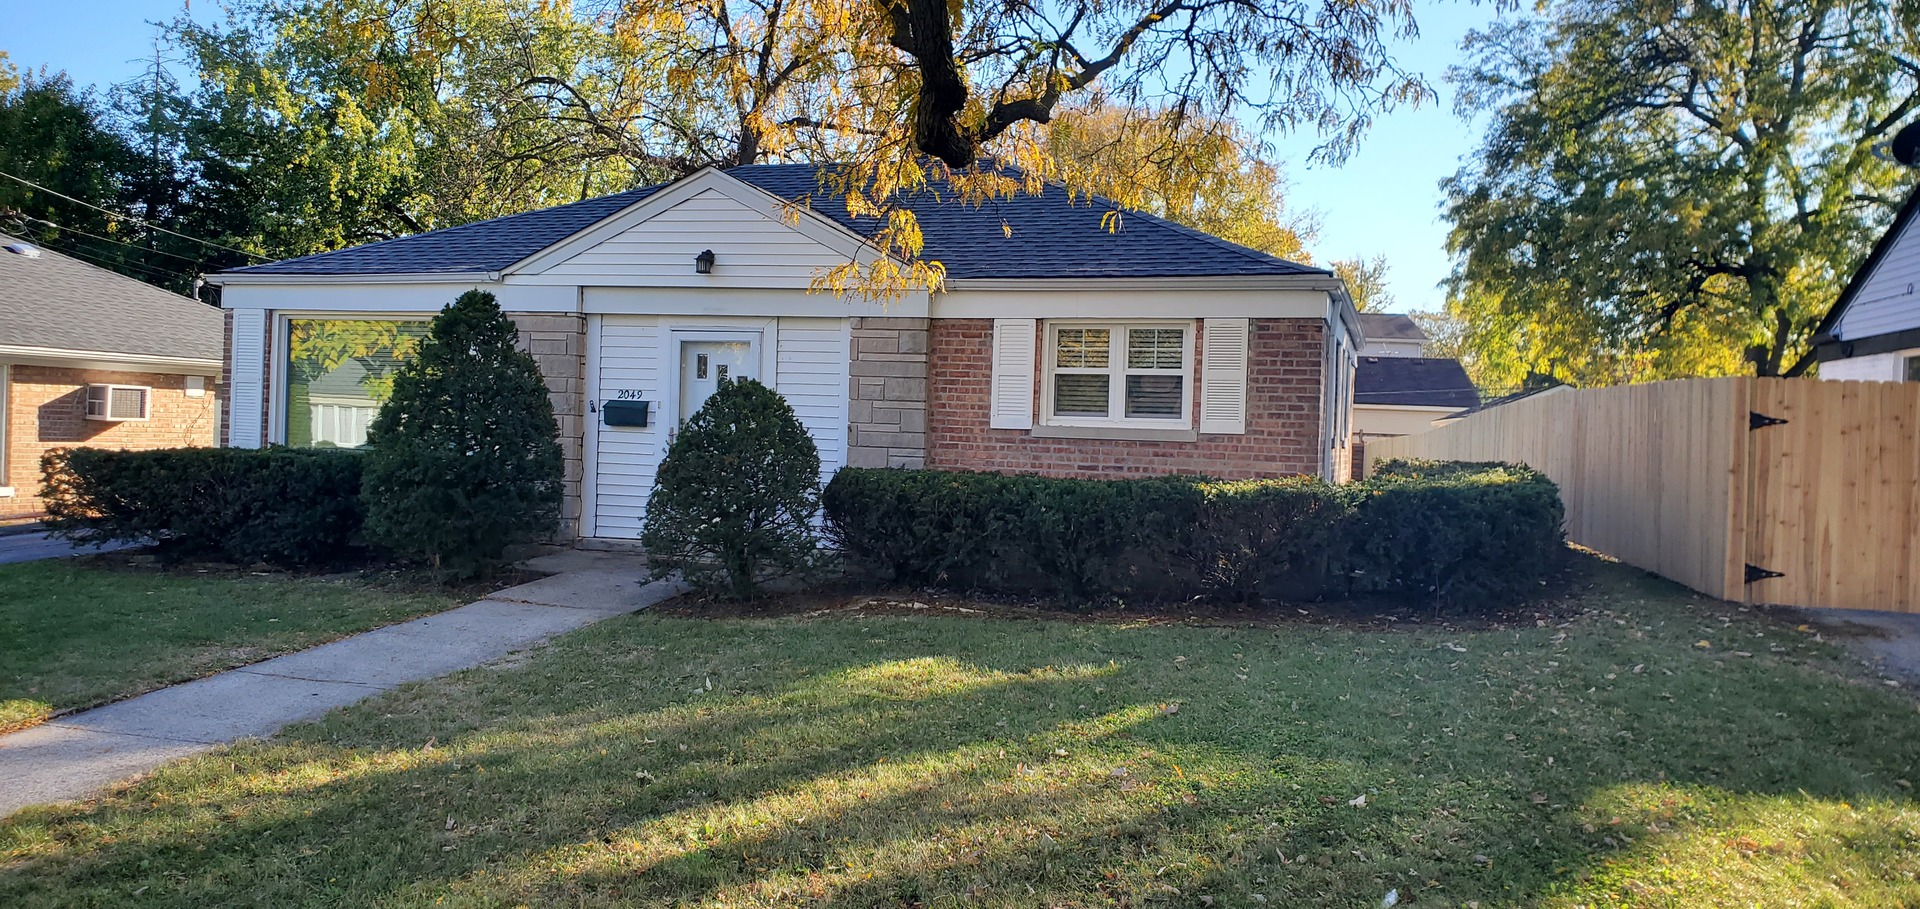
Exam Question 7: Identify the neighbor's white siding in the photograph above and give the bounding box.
[530,189,856,289]
[590,316,665,538]
[775,318,851,482]
[1819,347,1920,383]
[1837,211,1920,342]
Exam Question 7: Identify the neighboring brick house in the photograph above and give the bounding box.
[210,165,1364,543]
[0,234,223,517]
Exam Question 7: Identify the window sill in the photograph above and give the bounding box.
[1031,423,1198,443]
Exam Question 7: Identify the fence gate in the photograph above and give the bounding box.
[1742,379,1920,612]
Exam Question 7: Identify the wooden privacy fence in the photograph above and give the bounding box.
[1364,377,1920,614]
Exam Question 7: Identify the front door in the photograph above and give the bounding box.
[677,338,757,425]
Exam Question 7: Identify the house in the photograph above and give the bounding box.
[0,234,223,517]
[1813,184,1920,381]
[209,165,1364,542]
[1352,356,1480,439]
[1343,311,1479,473]
[1357,312,1427,357]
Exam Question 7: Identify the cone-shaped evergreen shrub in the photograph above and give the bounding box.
[361,290,563,577]
[641,377,822,598]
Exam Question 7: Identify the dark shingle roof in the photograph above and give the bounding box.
[0,234,222,362]
[1358,312,1427,342]
[222,186,666,276]
[224,164,1325,281]
[1354,357,1479,409]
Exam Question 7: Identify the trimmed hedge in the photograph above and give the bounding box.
[823,460,1565,609]
[1346,459,1567,604]
[41,447,367,567]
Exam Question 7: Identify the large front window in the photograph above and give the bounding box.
[285,319,429,448]
[1044,321,1192,426]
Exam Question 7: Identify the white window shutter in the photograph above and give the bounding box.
[228,309,267,448]
[1199,318,1249,434]
[988,318,1036,430]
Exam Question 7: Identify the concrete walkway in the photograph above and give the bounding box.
[0,550,678,817]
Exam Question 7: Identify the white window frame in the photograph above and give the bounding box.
[1040,319,1194,429]
[271,312,433,446]
[84,384,153,421]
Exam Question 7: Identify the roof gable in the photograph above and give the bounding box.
[0,234,222,363]
[1816,183,1920,348]
[220,164,1328,283]
[510,168,882,287]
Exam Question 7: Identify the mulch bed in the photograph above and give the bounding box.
[652,577,1592,633]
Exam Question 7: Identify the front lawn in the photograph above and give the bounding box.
[0,559,463,732]
[3,558,1918,907]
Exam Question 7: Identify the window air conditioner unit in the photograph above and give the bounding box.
[85,384,151,421]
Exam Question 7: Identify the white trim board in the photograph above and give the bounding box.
[220,282,577,313]
[0,345,220,376]
[583,286,927,319]
[933,288,1333,320]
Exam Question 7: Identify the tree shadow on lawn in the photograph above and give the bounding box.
[3,564,1919,907]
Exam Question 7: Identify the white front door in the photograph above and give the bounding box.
[585,319,768,540]
[676,339,757,426]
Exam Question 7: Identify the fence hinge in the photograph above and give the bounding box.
[1749,411,1789,430]
[1744,563,1785,584]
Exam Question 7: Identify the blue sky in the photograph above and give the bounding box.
[3,0,1504,313]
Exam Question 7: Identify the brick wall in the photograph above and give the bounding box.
[2,366,219,516]
[507,313,587,540]
[926,318,1327,479]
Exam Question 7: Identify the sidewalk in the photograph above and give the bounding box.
[0,550,679,817]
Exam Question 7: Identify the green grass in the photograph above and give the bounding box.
[3,557,1918,907]
[0,560,463,732]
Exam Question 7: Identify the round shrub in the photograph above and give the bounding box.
[641,377,822,598]
[360,290,563,578]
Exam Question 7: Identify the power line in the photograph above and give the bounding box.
[5,213,208,265]
[11,229,193,286]
[0,169,267,262]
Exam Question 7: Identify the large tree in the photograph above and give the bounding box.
[1444,0,1920,384]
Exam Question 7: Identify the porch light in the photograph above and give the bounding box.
[694,249,716,274]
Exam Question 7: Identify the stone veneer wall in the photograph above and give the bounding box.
[507,313,587,540]
[848,316,930,468]
[926,318,1328,479]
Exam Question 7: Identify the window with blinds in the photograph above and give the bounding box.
[1044,322,1192,426]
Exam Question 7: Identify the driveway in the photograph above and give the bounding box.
[1793,606,1920,688]
[0,530,136,565]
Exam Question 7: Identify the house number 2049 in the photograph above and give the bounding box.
[614,390,645,400]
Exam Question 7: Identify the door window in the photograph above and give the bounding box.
[679,339,755,422]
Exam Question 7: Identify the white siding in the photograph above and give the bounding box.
[228,309,267,448]
[590,316,665,538]
[1819,347,1920,383]
[533,189,855,288]
[1360,338,1425,358]
[1838,211,1920,341]
[775,318,852,485]
[587,314,852,540]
